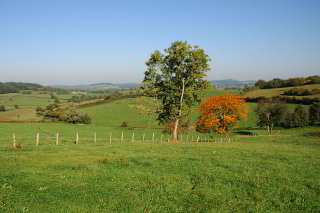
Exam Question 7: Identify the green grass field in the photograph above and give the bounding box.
[0,89,320,212]
[0,128,319,212]
[244,84,320,99]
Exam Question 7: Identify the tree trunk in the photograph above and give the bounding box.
[172,118,179,141]
[172,78,185,141]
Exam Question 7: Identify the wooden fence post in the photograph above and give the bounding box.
[36,133,39,146]
[180,134,182,142]
[161,134,163,142]
[152,133,154,142]
[143,133,145,142]
[13,133,16,148]
[109,132,112,143]
[132,132,134,142]
[76,132,79,144]
[192,136,194,142]
[56,133,59,145]
[196,136,199,143]
[121,132,123,142]
[94,132,96,143]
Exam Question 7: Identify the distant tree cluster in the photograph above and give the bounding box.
[255,75,320,89]
[283,88,320,96]
[20,91,32,94]
[68,95,103,103]
[36,104,91,124]
[256,100,320,133]
[44,110,91,124]
[0,105,5,112]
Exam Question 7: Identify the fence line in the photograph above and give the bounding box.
[3,131,260,149]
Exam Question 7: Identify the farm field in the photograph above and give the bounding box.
[243,84,320,98]
[0,91,110,122]
[0,127,319,212]
[0,89,319,212]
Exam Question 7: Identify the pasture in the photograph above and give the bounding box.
[243,84,320,99]
[0,89,320,212]
[0,128,319,212]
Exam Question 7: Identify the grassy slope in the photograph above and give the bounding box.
[243,84,320,98]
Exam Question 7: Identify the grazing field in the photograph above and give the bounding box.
[1,89,319,212]
[0,127,320,212]
[243,84,320,98]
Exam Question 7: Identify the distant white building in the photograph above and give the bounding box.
[72,91,87,95]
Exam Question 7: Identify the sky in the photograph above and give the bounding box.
[0,0,319,85]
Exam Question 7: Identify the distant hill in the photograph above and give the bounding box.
[0,82,44,94]
[51,83,139,91]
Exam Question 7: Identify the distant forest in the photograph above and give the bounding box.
[255,75,320,89]
[0,82,61,94]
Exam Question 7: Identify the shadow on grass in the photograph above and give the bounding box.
[234,130,257,136]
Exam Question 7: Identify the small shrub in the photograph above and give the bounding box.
[0,105,5,112]
[120,121,128,127]
[14,104,19,109]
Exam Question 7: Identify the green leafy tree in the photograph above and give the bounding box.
[255,79,266,88]
[309,102,320,126]
[290,105,309,127]
[256,99,288,134]
[0,105,5,112]
[142,41,211,140]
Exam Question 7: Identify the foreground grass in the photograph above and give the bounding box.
[1,134,320,212]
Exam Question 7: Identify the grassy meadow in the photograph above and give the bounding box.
[0,89,320,212]
[243,84,320,99]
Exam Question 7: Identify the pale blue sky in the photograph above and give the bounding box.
[0,0,319,85]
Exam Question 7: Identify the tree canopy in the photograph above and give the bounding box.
[142,41,211,140]
[196,94,248,135]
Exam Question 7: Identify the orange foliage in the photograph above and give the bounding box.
[196,94,248,135]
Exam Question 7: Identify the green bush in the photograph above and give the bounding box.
[309,102,320,126]
[120,121,128,127]
[0,105,5,112]
[44,110,91,124]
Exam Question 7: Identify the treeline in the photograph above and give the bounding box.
[256,101,320,133]
[0,82,43,94]
[0,82,66,94]
[255,75,320,89]
[245,96,320,105]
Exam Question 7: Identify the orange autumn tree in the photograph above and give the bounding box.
[196,94,248,135]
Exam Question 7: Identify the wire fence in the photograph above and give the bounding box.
[0,131,259,149]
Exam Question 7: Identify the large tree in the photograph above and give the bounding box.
[142,41,211,141]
